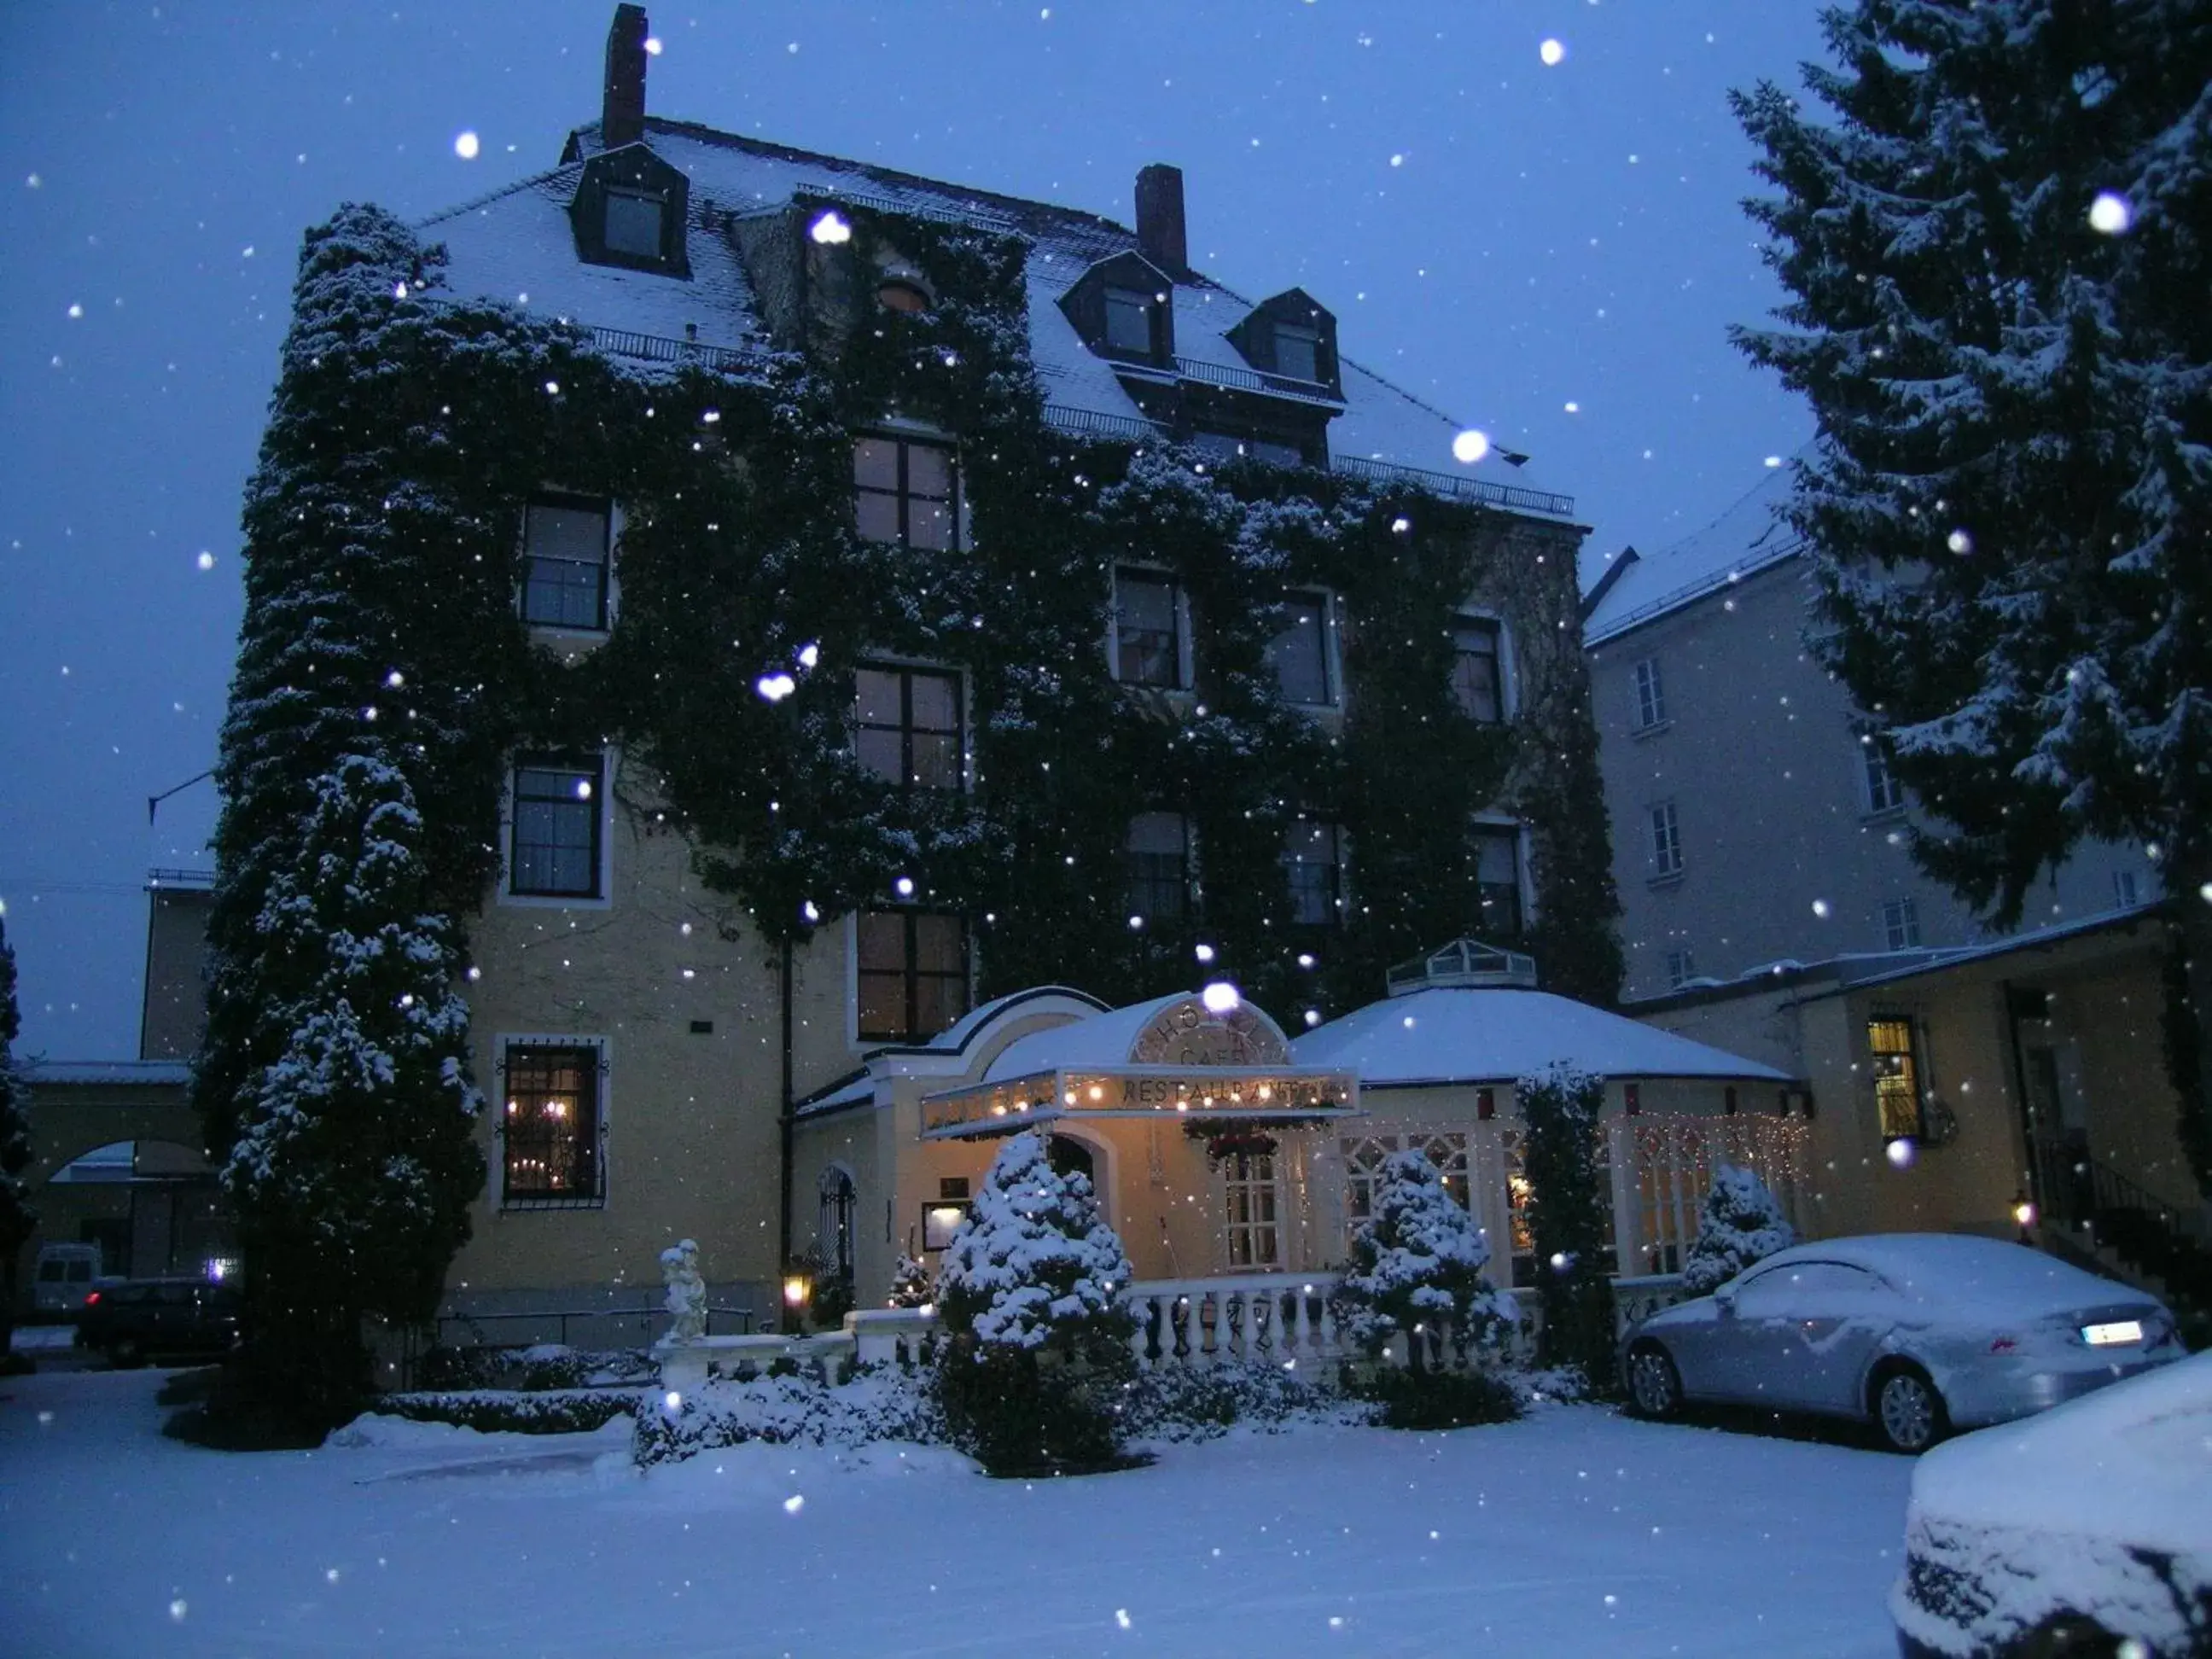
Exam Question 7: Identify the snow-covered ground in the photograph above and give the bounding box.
[0,1367,1914,1657]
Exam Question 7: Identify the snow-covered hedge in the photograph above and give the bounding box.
[1115,1359,1368,1443]
[634,1368,940,1469]
[412,1342,655,1393]
[371,1388,637,1435]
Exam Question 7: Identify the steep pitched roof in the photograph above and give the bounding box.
[1582,452,1808,644]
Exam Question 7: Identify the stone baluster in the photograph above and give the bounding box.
[1289,1286,1315,1365]
[1128,1292,1155,1369]
[1174,1294,1199,1367]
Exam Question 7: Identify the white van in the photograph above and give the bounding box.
[32,1243,106,1314]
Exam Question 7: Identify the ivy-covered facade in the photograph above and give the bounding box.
[203,8,1619,1336]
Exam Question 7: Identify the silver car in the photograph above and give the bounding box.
[1620,1233,2184,1453]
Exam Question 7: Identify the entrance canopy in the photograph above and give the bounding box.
[919,992,1358,1141]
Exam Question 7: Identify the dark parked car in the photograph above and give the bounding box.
[1621,1234,2181,1452]
[78,1278,242,1367]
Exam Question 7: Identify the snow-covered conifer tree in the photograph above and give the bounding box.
[1518,1061,1615,1375]
[0,920,35,1361]
[1732,2,2212,1193]
[1679,1163,1796,1295]
[887,1252,935,1309]
[1331,1148,1505,1371]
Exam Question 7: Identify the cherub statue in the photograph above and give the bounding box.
[659,1237,707,1344]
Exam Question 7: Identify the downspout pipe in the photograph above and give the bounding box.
[777,935,795,1301]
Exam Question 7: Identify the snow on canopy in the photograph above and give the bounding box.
[419,116,1567,509]
[1291,986,1790,1086]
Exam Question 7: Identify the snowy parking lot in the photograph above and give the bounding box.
[1,1367,1916,1657]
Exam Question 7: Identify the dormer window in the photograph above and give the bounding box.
[604,188,666,259]
[1105,287,1156,353]
[1273,323,1321,383]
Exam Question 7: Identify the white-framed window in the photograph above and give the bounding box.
[498,1035,608,1210]
[2114,870,2139,908]
[1863,739,1905,815]
[1470,819,1525,934]
[1452,614,1506,724]
[1282,819,1348,926]
[521,494,614,632]
[1650,800,1683,878]
[1266,589,1338,707]
[504,754,610,905]
[1221,1149,1283,1270]
[1342,1132,1470,1249]
[855,663,963,791]
[1883,897,1922,950]
[1632,657,1666,731]
[1126,811,1191,923]
[1111,566,1189,690]
[853,435,958,551]
[1664,947,1696,989]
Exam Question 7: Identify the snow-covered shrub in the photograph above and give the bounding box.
[1680,1163,1796,1294]
[1115,1359,1363,1443]
[633,1367,940,1468]
[1517,1061,1616,1381]
[934,1132,1138,1475]
[411,1343,655,1393]
[1330,1148,1509,1372]
[1360,1365,1521,1431]
[370,1388,636,1435]
[887,1252,935,1309]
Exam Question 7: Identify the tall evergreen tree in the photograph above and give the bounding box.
[0,919,36,1362]
[1732,1,2212,1194]
[1518,1061,1615,1376]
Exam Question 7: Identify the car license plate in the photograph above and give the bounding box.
[2081,1320,2142,1347]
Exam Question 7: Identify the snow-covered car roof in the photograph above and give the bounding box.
[419,118,1573,521]
[1759,1233,2163,1321]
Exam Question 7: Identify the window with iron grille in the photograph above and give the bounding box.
[1266,590,1335,706]
[1632,657,1666,730]
[1125,812,1190,922]
[1650,800,1683,877]
[853,436,958,551]
[1472,824,1523,934]
[855,665,962,790]
[502,1045,603,1208]
[521,496,611,631]
[1452,616,1505,723]
[1883,897,1922,950]
[818,1167,856,1282]
[509,758,603,899]
[1863,741,1905,814]
[1113,568,1185,689]
[1222,1149,1282,1269]
[1282,820,1347,926]
[857,911,970,1043]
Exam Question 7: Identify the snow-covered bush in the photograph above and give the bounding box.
[370,1388,636,1436]
[887,1252,935,1309]
[633,1367,940,1468]
[1517,1061,1616,1380]
[934,1132,1138,1475]
[1330,1149,1508,1372]
[1680,1163,1796,1294]
[411,1343,655,1394]
[1115,1359,1364,1444]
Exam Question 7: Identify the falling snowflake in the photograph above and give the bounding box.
[1201,981,1239,1014]
[2087,192,2131,234]
[809,210,852,246]
[1452,429,1490,464]
[453,131,480,160]
[1540,38,1566,66]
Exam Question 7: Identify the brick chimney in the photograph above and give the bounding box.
[602,4,649,148]
[1135,163,1187,276]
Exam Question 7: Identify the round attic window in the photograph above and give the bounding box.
[877,278,931,315]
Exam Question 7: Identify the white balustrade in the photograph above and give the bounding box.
[1121,1273,1346,1372]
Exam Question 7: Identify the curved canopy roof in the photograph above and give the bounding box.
[1290,987,1790,1086]
[982,992,1294,1081]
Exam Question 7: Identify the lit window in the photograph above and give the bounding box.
[857,911,969,1043]
[1113,568,1185,689]
[1650,801,1683,877]
[853,437,958,551]
[1452,616,1504,723]
[1883,897,1922,950]
[1868,1016,1924,1141]
[1864,742,1905,814]
[1266,590,1334,706]
[603,188,665,259]
[1222,1150,1282,1269]
[521,497,611,630]
[1665,947,1696,989]
[1633,657,1666,730]
[855,666,962,790]
[1283,820,1347,926]
[502,1045,602,1207]
[510,759,603,899]
[1274,321,1321,382]
[1472,824,1522,934]
[1126,812,1190,921]
[1103,286,1155,353]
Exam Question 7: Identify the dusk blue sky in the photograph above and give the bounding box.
[0,1,1825,1057]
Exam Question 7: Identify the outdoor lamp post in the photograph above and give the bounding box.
[782,1269,812,1335]
[2011,1190,2037,1243]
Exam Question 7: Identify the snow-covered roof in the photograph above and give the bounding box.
[1582,452,1808,645]
[1289,987,1791,1087]
[981,992,1199,1080]
[422,117,1571,521]
[23,1059,191,1086]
